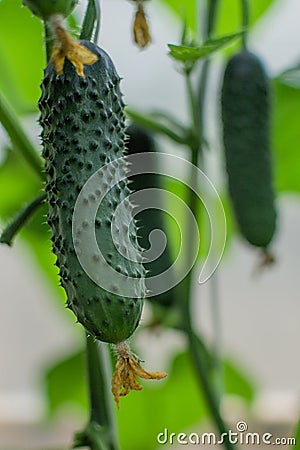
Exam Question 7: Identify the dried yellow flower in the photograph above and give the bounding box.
[133,1,151,48]
[112,342,167,408]
[50,19,98,77]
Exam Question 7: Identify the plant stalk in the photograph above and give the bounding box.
[240,0,249,49]
[80,0,101,42]
[180,1,236,449]
[44,21,53,62]
[0,92,43,179]
[126,108,188,145]
[74,336,119,450]
[0,193,46,246]
[188,329,235,450]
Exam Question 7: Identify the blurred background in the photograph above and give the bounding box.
[0,0,299,448]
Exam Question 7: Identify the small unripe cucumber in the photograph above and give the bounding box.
[23,0,78,19]
[39,41,146,344]
[221,50,277,248]
[127,125,176,307]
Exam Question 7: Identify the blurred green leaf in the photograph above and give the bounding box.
[273,80,300,193]
[0,149,42,219]
[118,351,207,450]
[216,0,275,35]
[0,149,68,306]
[21,213,69,307]
[291,419,300,449]
[158,0,274,38]
[44,347,255,450]
[168,31,244,63]
[224,359,254,403]
[277,65,300,89]
[158,0,197,32]
[45,349,88,417]
[0,0,44,113]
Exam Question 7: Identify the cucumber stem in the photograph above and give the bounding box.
[126,108,189,145]
[80,0,101,43]
[74,336,120,450]
[181,1,236,449]
[187,329,235,450]
[206,0,219,39]
[43,20,55,62]
[0,92,43,180]
[240,0,249,49]
[0,193,46,246]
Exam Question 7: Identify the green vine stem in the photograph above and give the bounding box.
[80,0,101,42]
[44,21,53,62]
[200,0,225,400]
[74,336,119,450]
[180,0,236,449]
[240,0,249,49]
[0,193,46,246]
[188,330,235,450]
[126,108,188,145]
[0,91,43,179]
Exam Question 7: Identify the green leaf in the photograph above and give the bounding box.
[45,349,88,417]
[0,0,44,113]
[216,0,274,36]
[43,345,255,450]
[0,149,42,219]
[158,0,197,32]
[292,420,300,449]
[118,351,208,450]
[127,109,187,144]
[168,31,244,63]
[158,0,274,38]
[273,80,300,193]
[277,65,300,89]
[224,359,255,403]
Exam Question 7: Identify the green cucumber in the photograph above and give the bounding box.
[22,0,78,19]
[126,124,176,307]
[221,50,277,248]
[39,41,146,344]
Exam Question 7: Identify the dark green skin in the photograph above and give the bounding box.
[221,50,276,248]
[39,42,145,344]
[127,125,176,307]
[23,0,78,19]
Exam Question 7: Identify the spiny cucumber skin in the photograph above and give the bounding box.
[127,125,176,307]
[23,0,78,19]
[221,50,277,248]
[39,41,146,344]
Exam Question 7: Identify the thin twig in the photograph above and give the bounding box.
[74,336,120,450]
[0,92,43,179]
[0,193,46,246]
[240,0,249,49]
[181,1,236,449]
